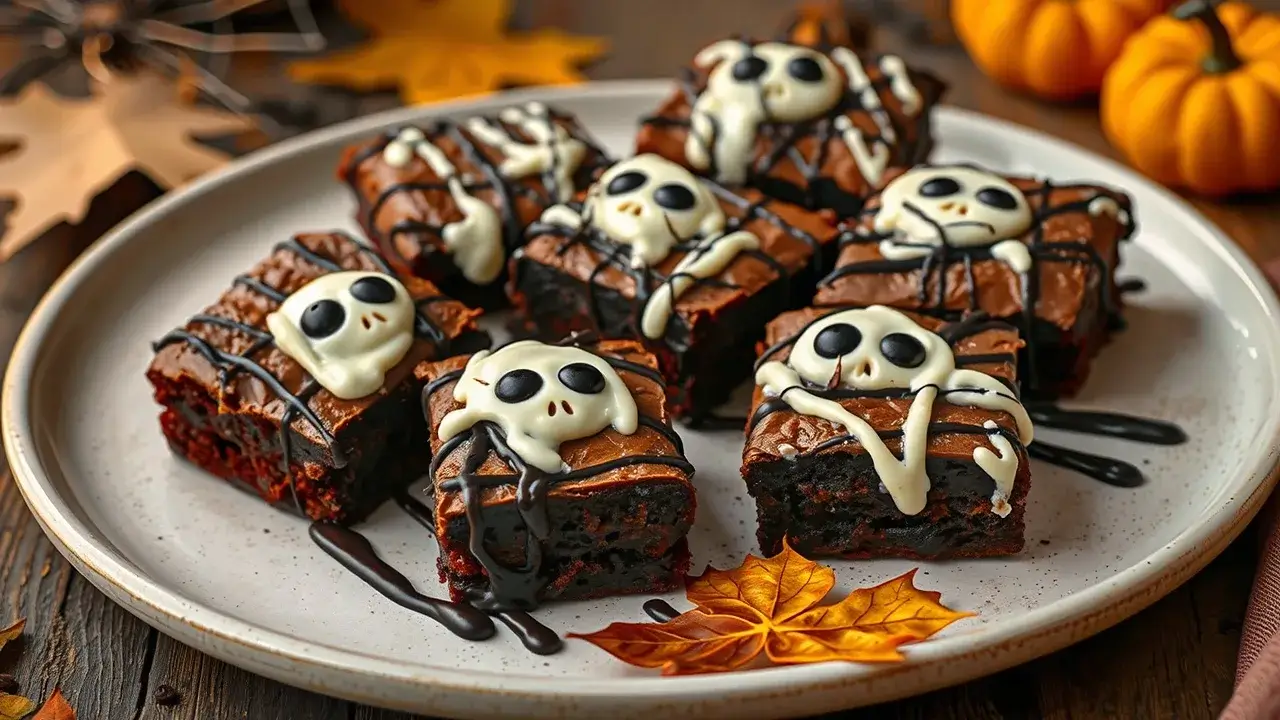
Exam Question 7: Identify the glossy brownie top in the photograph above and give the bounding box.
[149,232,482,457]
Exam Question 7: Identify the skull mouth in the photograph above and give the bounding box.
[943,221,997,234]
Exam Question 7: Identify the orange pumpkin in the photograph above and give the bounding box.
[1102,1,1280,196]
[953,0,1174,100]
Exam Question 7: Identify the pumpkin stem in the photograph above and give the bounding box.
[1173,0,1243,74]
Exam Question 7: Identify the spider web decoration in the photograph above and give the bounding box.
[0,0,324,113]
[153,233,451,516]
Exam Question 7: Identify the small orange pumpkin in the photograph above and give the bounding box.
[1102,1,1280,196]
[952,0,1173,100]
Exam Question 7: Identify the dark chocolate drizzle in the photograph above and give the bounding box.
[153,234,448,514]
[308,522,496,640]
[521,174,818,359]
[820,174,1137,393]
[642,599,681,623]
[1117,277,1147,295]
[343,109,611,275]
[426,342,694,611]
[749,306,1185,488]
[638,40,929,209]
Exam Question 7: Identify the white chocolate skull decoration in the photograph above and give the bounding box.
[755,306,1033,516]
[266,271,417,400]
[873,166,1035,273]
[686,40,845,184]
[580,153,727,268]
[438,341,639,474]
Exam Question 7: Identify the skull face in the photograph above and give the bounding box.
[266,271,416,400]
[699,41,844,123]
[438,341,639,474]
[874,166,1033,248]
[585,154,725,267]
[786,306,955,391]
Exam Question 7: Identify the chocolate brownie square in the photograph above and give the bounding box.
[418,338,695,609]
[339,102,612,309]
[635,38,944,216]
[814,164,1135,398]
[509,153,838,418]
[742,305,1033,559]
[147,231,489,523]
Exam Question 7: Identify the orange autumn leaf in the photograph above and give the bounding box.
[569,541,972,675]
[289,0,606,105]
[31,689,74,720]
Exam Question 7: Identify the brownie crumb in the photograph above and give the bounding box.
[0,673,18,694]
[1039,540,1051,546]
[153,684,182,706]
[262,528,271,534]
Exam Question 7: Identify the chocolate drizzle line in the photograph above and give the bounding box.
[523,177,818,357]
[752,307,1184,488]
[427,343,694,612]
[642,598,681,623]
[820,174,1137,393]
[344,111,611,274]
[153,234,448,514]
[639,39,931,209]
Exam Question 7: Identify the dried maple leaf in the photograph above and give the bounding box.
[0,73,253,260]
[289,0,606,105]
[0,619,23,651]
[31,689,73,720]
[569,541,972,675]
[0,694,36,720]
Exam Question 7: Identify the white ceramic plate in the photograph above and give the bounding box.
[6,82,1280,719]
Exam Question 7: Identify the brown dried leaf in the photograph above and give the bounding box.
[0,619,24,651]
[571,541,972,675]
[0,694,36,720]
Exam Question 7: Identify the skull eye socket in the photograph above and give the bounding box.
[919,177,961,197]
[349,276,397,304]
[787,56,824,82]
[976,187,1019,210]
[557,362,606,394]
[813,322,862,359]
[606,170,647,196]
[732,55,768,81]
[879,333,926,368]
[653,183,697,211]
[495,369,544,404]
[300,299,346,339]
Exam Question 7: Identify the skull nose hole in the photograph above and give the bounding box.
[617,201,644,217]
[561,401,574,415]
[373,312,387,322]
[361,316,372,329]
[940,202,955,211]
[957,205,969,216]
[547,401,557,417]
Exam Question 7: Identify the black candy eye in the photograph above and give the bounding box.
[732,55,768,81]
[813,323,862,359]
[606,171,647,195]
[919,177,961,197]
[653,183,697,211]
[349,276,397,304]
[787,56,824,82]
[557,362,606,394]
[976,187,1019,210]
[495,369,543,403]
[880,333,926,368]
[299,299,345,339]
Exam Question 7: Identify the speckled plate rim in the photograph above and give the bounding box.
[6,81,1280,718]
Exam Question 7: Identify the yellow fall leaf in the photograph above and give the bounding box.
[0,694,36,720]
[570,540,973,675]
[0,619,24,651]
[289,0,606,105]
[0,73,252,260]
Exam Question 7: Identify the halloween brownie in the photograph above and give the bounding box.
[742,305,1033,559]
[338,102,612,310]
[418,338,696,608]
[814,164,1135,398]
[148,231,489,524]
[635,38,945,218]
[509,153,838,418]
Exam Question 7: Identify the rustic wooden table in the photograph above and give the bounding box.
[1,2,1276,717]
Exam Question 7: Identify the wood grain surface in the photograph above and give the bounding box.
[1,2,1276,718]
